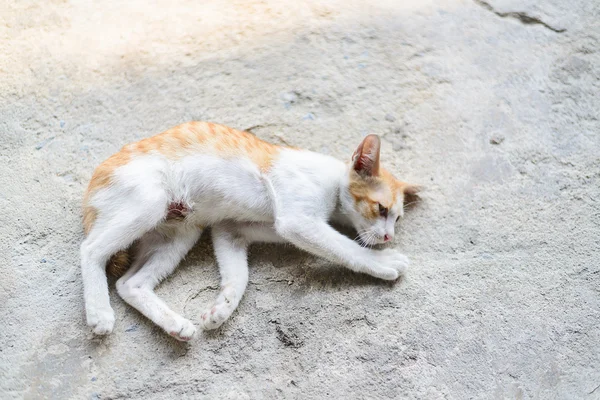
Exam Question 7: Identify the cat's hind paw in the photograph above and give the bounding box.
[166,317,197,342]
[86,306,115,335]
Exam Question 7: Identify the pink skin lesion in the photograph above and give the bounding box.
[166,202,190,220]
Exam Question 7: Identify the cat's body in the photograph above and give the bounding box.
[81,122,418,341]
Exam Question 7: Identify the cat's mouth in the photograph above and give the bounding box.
[356,233,388,247]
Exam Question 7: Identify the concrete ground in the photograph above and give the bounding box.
[1,0,599,399]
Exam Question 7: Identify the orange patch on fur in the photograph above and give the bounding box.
[87,150,132,193]
[348,167,408,220]
[348,174,383,220]
[82,148,133,234]
[131,121,282,171]
[82,122,283,233]
[380,168,403,204]
[82,205,97,236]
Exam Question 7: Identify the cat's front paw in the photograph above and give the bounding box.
[368,249,410,280]
[380,248,410,274]
[86,306,115,335]
[166,316,197,342]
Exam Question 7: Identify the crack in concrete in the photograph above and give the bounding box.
[183,285,218,314]
[474,0,566,33]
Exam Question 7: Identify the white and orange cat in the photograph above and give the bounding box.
[81,122,418,341]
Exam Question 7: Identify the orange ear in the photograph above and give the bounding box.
[401,183,421,196]
[400,182,422,207]
[352,134,381,177]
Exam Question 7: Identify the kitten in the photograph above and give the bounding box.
[81,122,419,341]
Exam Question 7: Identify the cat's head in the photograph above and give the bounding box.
[341,134,419,246]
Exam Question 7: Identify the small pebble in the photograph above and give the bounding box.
[35,137,54,150]
[281,92,298,103]
[385,114,396,122]
[392,141,406,151]
[252,342,263,352]
[302,113,315,121]
[490,135,505,145]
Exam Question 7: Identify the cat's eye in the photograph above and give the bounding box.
[378,203,388,218]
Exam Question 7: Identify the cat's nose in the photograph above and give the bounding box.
[383,234,392,242]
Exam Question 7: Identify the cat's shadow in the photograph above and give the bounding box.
[179,194,422,291]
[113,197,421,347]
[176,231,395,292]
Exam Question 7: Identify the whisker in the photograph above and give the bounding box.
[364,229,376,247]
[354,228,369,247]
[403,201,419,209]
[356,227,376,248]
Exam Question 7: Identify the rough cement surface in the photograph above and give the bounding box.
[1,0,599,399]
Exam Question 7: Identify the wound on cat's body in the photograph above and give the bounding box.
[166,202,190,220]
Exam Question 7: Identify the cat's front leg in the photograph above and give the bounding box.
[275,217,408,280]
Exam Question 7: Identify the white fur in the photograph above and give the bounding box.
[81,146,409,340]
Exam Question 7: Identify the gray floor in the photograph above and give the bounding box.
[1,0,599,399]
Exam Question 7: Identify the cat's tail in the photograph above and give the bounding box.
[106,249,131,278]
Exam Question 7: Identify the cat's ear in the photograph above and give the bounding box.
[401,183,421,196]
[400,182,422,208]
[352,134,381,177]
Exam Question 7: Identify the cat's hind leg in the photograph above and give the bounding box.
[116,224,201,341]
[81,194,168,335]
